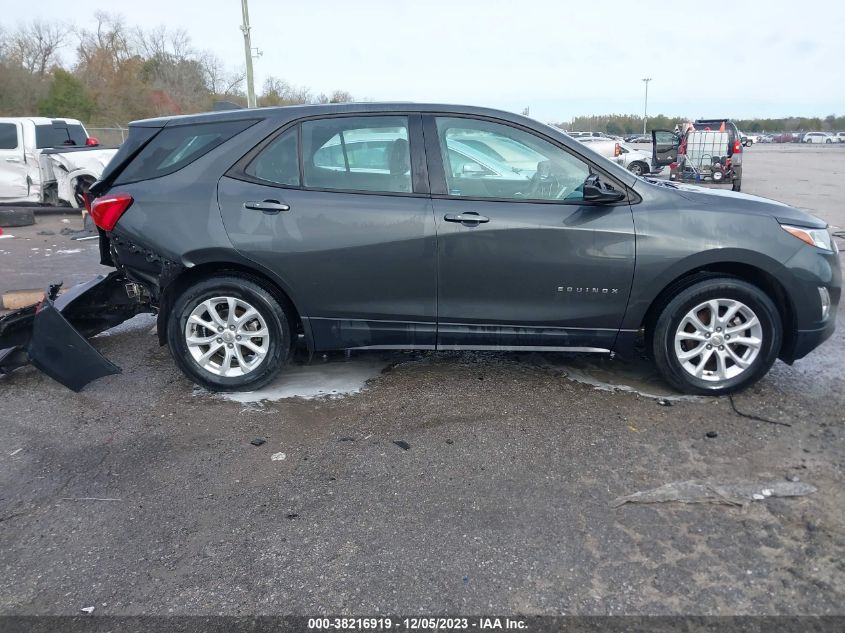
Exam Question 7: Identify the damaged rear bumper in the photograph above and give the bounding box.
[0,272,153,391]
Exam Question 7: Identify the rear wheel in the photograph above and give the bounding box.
[167,276,291,391]
[652,278,781,395]
[628,161,648,176]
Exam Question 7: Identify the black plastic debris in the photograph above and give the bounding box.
[250,437,266,446]
[393,440,411,451]
[705,431,718,439]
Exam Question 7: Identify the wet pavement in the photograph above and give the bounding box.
[1,145,844,615]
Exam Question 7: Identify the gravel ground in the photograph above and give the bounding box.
[1,144,844,616]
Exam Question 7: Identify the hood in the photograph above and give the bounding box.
[642,179,828,229]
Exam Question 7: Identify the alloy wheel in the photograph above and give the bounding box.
[673,298,763,382]
[184,296,270,377]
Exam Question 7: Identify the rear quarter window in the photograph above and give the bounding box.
[115,119,256,184]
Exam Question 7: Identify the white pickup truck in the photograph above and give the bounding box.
[0,117,118,210]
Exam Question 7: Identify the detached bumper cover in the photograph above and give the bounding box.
[0,272,152,391]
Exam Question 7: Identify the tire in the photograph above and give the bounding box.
[167,275,291,391]
[628,161,648,176]
[744,140,752,147]
[652,278,782,395]
[0,207,35,228]
[825,138,832,144]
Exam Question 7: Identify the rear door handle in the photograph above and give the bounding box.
[244,199,290,214]
[443,212,489,224]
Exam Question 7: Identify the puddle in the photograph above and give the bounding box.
[218,354,397,403]
[534,354,700,401]
[210,349,693,404]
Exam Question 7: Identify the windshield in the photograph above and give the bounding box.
[35,123,88,148]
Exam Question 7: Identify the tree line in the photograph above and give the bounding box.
[560,114,845,134]
[0,13,355,128]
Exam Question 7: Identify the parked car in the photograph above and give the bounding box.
[568,131,621,141]
[577,137,653,176]
[802,132,835,144]
[758,134,774,143]
[833,132,845,143]
[652,119,744,191]
[740,132,760,147]
[0,103,839,397]
[0,117,118,209]
[625,134,651,144]
[772,132,800,143]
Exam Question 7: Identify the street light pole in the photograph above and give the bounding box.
[641,78,652,135]
[240,0,256,108]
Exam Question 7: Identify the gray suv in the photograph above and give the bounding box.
[0,103,840,395]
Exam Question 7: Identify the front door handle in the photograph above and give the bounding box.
[244,199,290,214]
[5,157,21,163]
[443,212,489,224]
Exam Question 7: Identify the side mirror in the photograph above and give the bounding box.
[582,174,625,203]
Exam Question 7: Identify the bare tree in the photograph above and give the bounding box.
[134,25,193,61]
[6,20,67,75]
[260,76,313,106]
[199,52,245,96]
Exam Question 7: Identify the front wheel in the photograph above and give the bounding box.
[652,278,782,395]
[167,276,291,391]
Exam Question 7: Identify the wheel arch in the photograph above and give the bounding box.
[155,260,310,353]
[637,260,796,358]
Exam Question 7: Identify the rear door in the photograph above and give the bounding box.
[0,120,30,201]
[425,114,635,351]
[651,130,680,168]
[219,113,438,351]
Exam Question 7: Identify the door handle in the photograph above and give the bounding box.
[5,157,21,163]
[243,199,290,214]
[443,212,489,224]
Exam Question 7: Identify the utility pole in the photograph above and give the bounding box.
[641,78,652,135]
[240,0,256,108]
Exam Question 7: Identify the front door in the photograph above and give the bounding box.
[425,115,636,351]
[0,121,30,201]
[219,114,437,350]
[652,129,680,168]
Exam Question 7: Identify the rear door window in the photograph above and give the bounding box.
[115,119,257,184]
[245,127,300,186]
[301,116,412,193]
[35,123,88,148]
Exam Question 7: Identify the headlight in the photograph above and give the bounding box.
[781,224,834,251]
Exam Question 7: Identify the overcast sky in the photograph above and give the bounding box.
[5,0,844,122]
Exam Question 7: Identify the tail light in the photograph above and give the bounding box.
[89,193,133,231]
[733,139,742,154]
[85,137,100,146]
[614,143,621,157]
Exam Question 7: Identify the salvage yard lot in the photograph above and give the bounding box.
[1,143,844,615]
